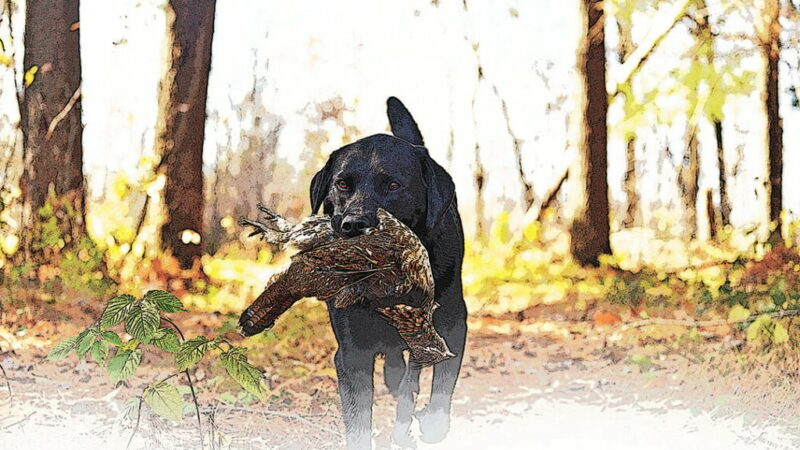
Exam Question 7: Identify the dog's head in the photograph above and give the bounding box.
[309,97,455,239]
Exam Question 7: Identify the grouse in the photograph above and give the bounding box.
[238,204,454,366]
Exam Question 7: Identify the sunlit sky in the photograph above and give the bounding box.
[3,0,799,239]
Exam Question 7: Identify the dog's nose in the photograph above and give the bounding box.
[341,215,370,237]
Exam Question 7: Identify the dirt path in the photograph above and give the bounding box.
[2,323,800,449]
[415,332,800,450]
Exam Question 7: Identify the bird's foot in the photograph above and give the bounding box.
[255,203,279,219]
[238,216,275,236]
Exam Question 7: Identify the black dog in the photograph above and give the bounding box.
[309,97,467,448]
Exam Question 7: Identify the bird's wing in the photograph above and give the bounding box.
[297,232,398,274]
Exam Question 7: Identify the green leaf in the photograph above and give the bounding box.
[143,381,184,422]
[101,294,135,328]
[45,335,79,361]
[143,290,184,313]
[124,300,160,343]
[219,392,237,404]
[626,353,655,372]
[107,349,142,383]
[151,327,181,353]
[91,340,109,363]
[176,336,213,371]
[76,329,98,359]
[101,330,123,346]
[220,347,267,401]
[770,278,787,307]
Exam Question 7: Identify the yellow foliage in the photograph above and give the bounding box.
[1,234,19,255]
[113,175,131,199]
[728,304,751,322]
[24,65,37,87]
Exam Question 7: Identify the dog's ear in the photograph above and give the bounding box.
[419,151,455,232]
[387,97,424,146]
[309,158,334,214]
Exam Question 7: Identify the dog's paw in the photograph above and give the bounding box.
[416,407,450,444]
[390,423,416,449]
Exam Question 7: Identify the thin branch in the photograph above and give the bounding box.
[209,401,218,450]
[616,309,800,334]
[488,82,534,211]
[184,370,204,450]
[162,316,185,340]
[161,318,208,448]
[608,0,691,96]
[0,362,10,404]
[126,397,144,450]
[1,411,34,429]
[131,193,152,247]
[161,316,204,450]
[516,164,570,227]
[44,84,82,141]
[209,405,343,437]
[536,168,570,223]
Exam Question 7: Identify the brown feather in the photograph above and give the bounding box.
[239,208,453,366]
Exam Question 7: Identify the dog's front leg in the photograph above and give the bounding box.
[390,359,421,447]
[335,347,375,450]
[418,314,467,443]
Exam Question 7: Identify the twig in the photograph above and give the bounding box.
[210,405,342,437]
[126,397,143,450]
[161,316,185,340]
[44,84,82,141]
[1,411,34,429]
[616,309,800,333]
[0,362,11,404]
[487,82,533,211]
[131,193,151,246]
[536,167,570,223]
[209,401,218,450]
[184,370,204,449]
[162,316,205,450]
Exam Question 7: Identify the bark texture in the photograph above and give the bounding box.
[570,0,611,266]
[19,0,85,245]
[757,0,782,242]
[157,0,217,268]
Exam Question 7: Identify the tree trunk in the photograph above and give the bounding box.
[622,137,638,228]
[690,0,714,240]
[757,0,782,243]
[706,189,717,241]
[691,0,729,239]
[570,0,611,266]
[156,0,217,269]
[714,120,730,229]
[679,131,699,239]
[19,0,85,254]
[617,15,639,229]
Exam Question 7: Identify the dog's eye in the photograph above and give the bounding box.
[336,179,350,191]
[388,182,401,191]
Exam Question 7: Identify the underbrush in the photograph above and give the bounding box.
[5,199,800,370]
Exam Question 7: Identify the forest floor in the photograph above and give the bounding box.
[2,316,800,450]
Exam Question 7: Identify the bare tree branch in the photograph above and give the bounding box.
[608,0,691,96]
[44,84,81,141]
[617,309,800,334]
